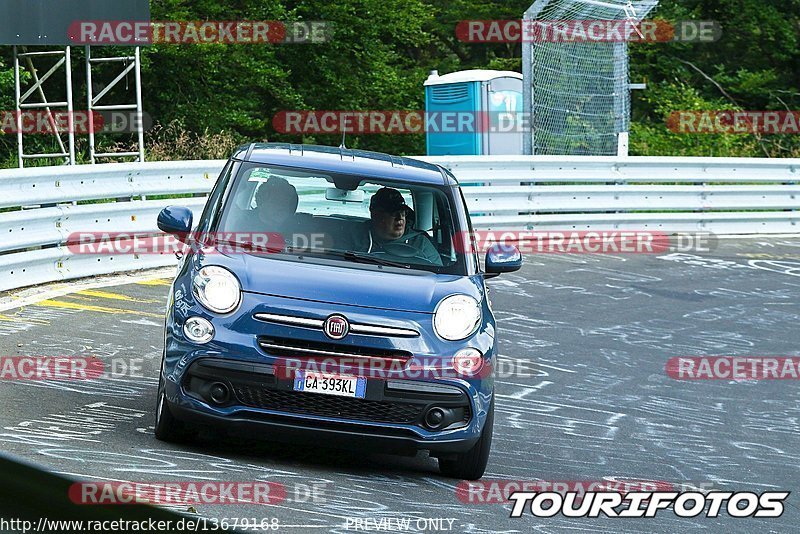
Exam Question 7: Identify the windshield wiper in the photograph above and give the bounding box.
[341,250,410,269]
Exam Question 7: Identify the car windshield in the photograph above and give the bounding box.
[213,162,467,274]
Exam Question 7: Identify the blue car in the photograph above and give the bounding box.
[154,143,522,479]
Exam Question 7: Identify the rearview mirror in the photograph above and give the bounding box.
[325,188,364,203]
[485,243,522,278]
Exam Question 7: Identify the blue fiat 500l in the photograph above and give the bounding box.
[155,143,521,479]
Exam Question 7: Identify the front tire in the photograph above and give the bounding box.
[154,377,189,443]
[439,397,494,480]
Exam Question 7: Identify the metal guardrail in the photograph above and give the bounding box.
[420,156,800,233]
[1,156,799,292]
[0,161,223,291]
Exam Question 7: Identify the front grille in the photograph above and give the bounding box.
[257,336,412,364]
[233,384,423,423]
[253,313,419,338]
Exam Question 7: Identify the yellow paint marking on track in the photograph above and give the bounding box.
[35,299,164,318]
[75,289,160,304]
[135,278,171,286]
[0,312,49,325]
[60,294,97,301]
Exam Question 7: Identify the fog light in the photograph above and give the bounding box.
[209,382,230,404]
[424,407,447,429]
[184,316,214,344]
[452,348,484,377]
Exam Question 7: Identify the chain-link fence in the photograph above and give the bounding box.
[522,0,659,155]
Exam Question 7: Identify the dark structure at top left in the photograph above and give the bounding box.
[0,0,150,45]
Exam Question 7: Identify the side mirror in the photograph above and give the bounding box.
[485,243,522,278]
[157,206,193,241]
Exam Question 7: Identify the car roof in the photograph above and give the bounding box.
[231,143,458,186]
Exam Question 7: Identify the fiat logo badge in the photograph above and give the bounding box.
[323,314,350,340]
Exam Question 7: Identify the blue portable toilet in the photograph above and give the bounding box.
[424,69,523,156]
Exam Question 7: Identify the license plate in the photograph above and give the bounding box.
[293,372,366,398]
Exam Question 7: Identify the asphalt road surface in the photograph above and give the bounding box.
[1,239,799,533]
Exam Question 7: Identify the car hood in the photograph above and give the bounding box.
[193,248,484,313]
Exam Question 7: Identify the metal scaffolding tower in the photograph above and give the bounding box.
[12,45,145,167]
[13,46,75,167]
[85,46,145,163]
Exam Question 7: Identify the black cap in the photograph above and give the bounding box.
[370,187,407,212]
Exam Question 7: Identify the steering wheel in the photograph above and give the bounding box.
[375,242,437,264]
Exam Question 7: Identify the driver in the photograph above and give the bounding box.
[359,187,442,266]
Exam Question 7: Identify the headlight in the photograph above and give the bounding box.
[433,294,481,341]
[192,266,241,314]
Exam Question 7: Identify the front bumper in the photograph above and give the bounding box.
[162,286,496,455]
[164,357,488,455]
[169,402,480,455]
